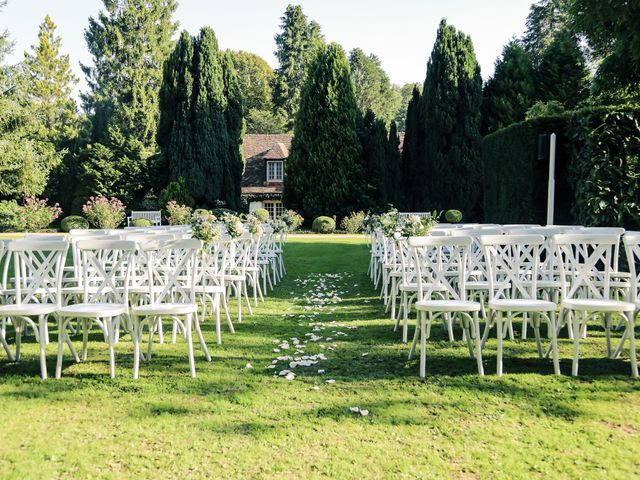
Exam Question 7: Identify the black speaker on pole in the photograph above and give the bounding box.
[537,134,550,161]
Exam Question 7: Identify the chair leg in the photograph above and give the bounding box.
[629,312,638,378]
[38,316,48,380]
[549,311,561,375]
[193,311,211,362]
[243,283,253,316]
[82,319,89,361]
[185,313,196,378]
[55,319,65,379]
[107,319,116,379]
[15,319,22,362]
[408,316,420,360]
[419,313,427,378]
[496,311,504,376]
[571,311,581,376]
[473,312,484,376]
[604,313,612,358]
[132,318,141,379]
[1,317,14,361]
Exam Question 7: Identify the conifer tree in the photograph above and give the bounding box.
[422,19,483,214]
[284,43,362,219]
[272,4,324,128]
[481,41,536,135]
[386,121,402,207]
[400,86,424,209]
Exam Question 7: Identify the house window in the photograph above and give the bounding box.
[263,200,285,219]
[266,161,284,182]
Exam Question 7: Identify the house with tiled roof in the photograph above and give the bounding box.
[241,134,292,218]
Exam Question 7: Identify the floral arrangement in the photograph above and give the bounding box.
[19,196,62,231]
[222,212,245,239]
[82,196,125,229]
[362,212,381,233]
[379,208,399,236]
[281,210,303,231]
[246,214,264,236]
[166,201,192,225]
[270,218,287,233]
[400,213,439,237]
[191,209,220,244]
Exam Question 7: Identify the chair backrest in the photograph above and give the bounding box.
[552,233,618,301]
[408,235,472,302]
[198,238,230,287]
[6,239,69,307]
[76,239,136,306]
[450,228,503,280]
[480,234,544,301]
[141,238,201,305]
[623,232,640,304]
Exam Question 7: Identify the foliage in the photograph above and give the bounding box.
[158,177,195,209]
[400,85,423,209]
[522,0,570,64]
[245,108,288,134]
[444,209,463,223]
[272,4,324,128]
[165,201,192,226]
[190,209,219,244]
[311,216,336,234]
[18,196,62,231]
[400,213,438,237]
[362,212,381,232]
[420,19,483,216]
[282,209,303,231]
[349,48,401,125]
[82,195,126,229]
[270,218,287,233]
[0,200,22,232]
[570,0,640,100]
[158,28,245,209]
[131,218,152,227]
[481,41,536,135]
[340,211,365,233]
[526,100,566,120]
[226,50,274,113]
[536,29,589,110]
[394,83,421,132]
[60,215,89,232]
[379,209,399,236]
[246,214,264,236]
[253,208,270,222]
[284,43,363,219]
[222,211,244,238]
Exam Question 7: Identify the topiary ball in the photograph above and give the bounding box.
[60,215,89,232]
[312,216,336,234]
[132,218,152,227]
[444,209,463,223]
[253,208,270,222]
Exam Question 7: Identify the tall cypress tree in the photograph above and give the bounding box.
[386,121,402,207]
[284,43,362,219]
[422,19,483,215]
[158,28,244,209]
[400,85,424,209]
[272,4,324,129]
[481,41,536,135]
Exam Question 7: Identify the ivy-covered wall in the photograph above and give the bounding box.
[481,106,640,229]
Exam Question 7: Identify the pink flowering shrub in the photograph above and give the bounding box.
[19,196,62,231]
[82,196,126,229]
[166,201,192,225]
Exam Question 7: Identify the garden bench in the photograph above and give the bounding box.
[127,210,162,226]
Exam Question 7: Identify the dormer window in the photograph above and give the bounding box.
[267,160,284,182]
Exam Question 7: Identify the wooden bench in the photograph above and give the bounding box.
[127,210,162,226]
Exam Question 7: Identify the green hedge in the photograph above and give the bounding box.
[482,106,640,229]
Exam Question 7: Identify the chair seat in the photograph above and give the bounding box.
[415,299,481,313]
[489,299,557,312]
[225,274,246,282]
[131,303,197,316]
[561,298,636,312]
[196,285,225,294]
[59,303,127,318]
[0,303,58,316]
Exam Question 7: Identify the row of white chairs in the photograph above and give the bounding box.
[368,224,639,378]
[0,224,287,379]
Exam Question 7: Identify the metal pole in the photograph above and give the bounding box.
[546,133,556,225]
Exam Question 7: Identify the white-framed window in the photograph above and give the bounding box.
[263,200,285,219]
[266,161,284,182]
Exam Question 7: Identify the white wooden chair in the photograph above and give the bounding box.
[480,234,561,375]
[552,233,637,377]
[56,239,136,379]
[407,236,484,377]
[130,238,209,378]
[615,232,640,374]
[0,239,68,379]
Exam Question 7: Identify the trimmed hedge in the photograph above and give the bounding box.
[253,208,269,222]
[132,218,152,227]
[60,215,89,232]
[444,209,463,223]
[312,216,336,233]
[481,106,640,229]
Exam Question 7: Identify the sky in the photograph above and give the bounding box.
[1,0,533,97]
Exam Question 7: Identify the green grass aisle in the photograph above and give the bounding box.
[0,235,639,479]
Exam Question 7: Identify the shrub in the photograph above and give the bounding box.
[20,196,62,231]
[0,200,23,232]
[312,216,336,233]
[158,177,194,208]
[340,211,365,233]
[60,215,89,232]
[253,208,270,222]
[166,201,192,225]
[132,218,152,227]
[444,209,463,223]
[212,207,234,218]
[82,196,126,229]
[282,210,303,231]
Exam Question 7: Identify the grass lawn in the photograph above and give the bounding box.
[0,235,639,479]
